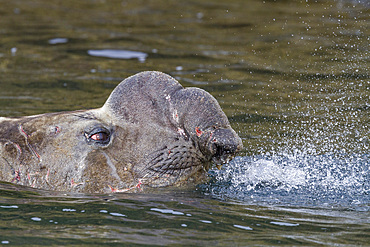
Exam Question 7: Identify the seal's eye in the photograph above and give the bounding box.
[85,127,111,145]
[90,132,109,141]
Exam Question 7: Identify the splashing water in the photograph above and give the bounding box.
[202,152,369,210]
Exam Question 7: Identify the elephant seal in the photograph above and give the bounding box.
[0,71,243,193]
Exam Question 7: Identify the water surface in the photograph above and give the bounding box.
[0,0,369,245]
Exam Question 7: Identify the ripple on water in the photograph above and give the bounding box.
[150,208,185,215]
[87,49,148,62]
[233,224,253,230]
[48,38,68,44]
[0,205,18,209]
[270,221,300,227]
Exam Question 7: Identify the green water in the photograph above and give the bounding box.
[0,0,369,245]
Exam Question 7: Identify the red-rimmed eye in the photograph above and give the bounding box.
[85,127,111,145]
[90,132,108,141]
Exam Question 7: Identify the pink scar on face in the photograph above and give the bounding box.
[18,125,41,162]
[195,127,203,137]
[54,126,61,134]
[108,179,143,193]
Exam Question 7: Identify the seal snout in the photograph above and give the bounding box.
[207,128,243,165]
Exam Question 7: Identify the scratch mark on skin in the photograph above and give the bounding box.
[177,128,186,137]
[108,180,143,193]
[108,185,132,193]
[18,125,42,162]
[2,157,21,183]
[31,178,36,188]
[172,109,179,123]
[195,127,203,137]
[209,132,214,142]
[54,126,61,134]
[26,171,41,187]
[11,168,21,183]
[167,94,180,125]
[14,142,22,156]
[136,179,143,189]
[45,168,50,183]
[71,178,84,188]
[102,152,122,182]
[108,176,146,193]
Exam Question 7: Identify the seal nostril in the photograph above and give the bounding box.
[207,129,240,165]
[214,143,237,157]
[215,143,224,157]
[211,142,238,165]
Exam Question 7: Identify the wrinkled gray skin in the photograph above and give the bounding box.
[0,71,242,193]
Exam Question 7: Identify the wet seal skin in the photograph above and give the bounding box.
[0,71,243,193]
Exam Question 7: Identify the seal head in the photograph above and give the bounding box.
[0,71,243,193]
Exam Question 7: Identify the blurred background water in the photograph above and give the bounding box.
[0,0,369,245]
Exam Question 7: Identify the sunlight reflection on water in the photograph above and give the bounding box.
[48,38,69,45]
[87,49,148,62]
